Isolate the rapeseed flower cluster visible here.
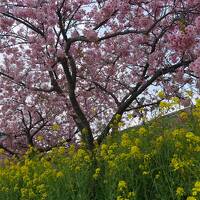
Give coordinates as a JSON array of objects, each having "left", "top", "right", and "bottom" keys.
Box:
[
  {"left": 176, "top": 186, "right": 185, "bottom": 198},
  {"left": 192, "top": 181, "right": 200, "bottom": 196},
  {"left": 0, "top": 99, "right": 200, "bottom": 200}
]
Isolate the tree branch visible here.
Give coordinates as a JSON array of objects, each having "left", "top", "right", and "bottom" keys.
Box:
[
  {"left": 97, "top": 60, "right": 192, "bottom": 144},
  {"left": 1, "top": 12, "right": 44, "bottom": 36}
]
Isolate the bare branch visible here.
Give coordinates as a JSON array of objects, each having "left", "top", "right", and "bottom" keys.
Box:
[{"left": 1, "top": 12, "right": 44, "bottom": 36}]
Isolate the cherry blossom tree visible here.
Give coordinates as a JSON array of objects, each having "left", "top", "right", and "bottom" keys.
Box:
[{"left": 0, "top": 0, "right": 200, "bottom": 154}]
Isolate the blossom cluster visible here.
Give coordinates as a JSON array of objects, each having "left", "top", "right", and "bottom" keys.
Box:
[{"left": 0, "top": 100, "right": 200, "bottom": 200}]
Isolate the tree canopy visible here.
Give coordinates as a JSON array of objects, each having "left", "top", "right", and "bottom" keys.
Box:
[{"left": 0, "top": 0, "right": 200, "bottom": 154}]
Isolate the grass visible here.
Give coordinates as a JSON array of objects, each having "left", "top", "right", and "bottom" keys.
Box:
[{"left": 0, "top": 103, "right": 200, "bottom": 200}]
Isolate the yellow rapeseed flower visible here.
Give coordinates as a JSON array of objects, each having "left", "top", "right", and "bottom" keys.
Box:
[
  {"left": 121, "top": 133, "right": 132, "bottom": 147},
  {"left": 118, "top": 122, "right": 125, "bottom": 127},
  {"left": 118, "top": 153, "right": 130, "bottom": 161},
  {"left": 21, "top": 188, "right": 29, "bottom": 199},
  {"left": 155, "top": 135, "right": 163, "bottom": 146},
  {"left": 138, "top": 127, "right": 148, "bottom": 136},
  {"left": 128, "top": 191, "right": 136, "bottom": 198},
  {"left": 186, "top": 196, "right": 196, "bottom": 200},
  {"left": 84, "top": 155, "right": 90, "bottom": 162},
  {"left": 116, "top": 196, "right": 123, "bottom": 200},
  {"left": 41, "top": 193, "right": 48, "bottom": 200},
  {"left": 100, "top": 145, "right": 108, "bottom": 159},
  {"left": 185, "top": 132, "right": 199, "bottom": 143},
  {"left": 76, "top": 149, "right": 86, "bottom": 159},
  {"left": 176, "top": 187, "right": 184, "bottom": 197},
  {"left": 170, "top": 155, "right": 184, "bottom": 171},
  {"left": 192, "top": 181, "right": 200, "bottom": 196},
  {"left": 130, "top": 146, "right": 141, "bottom": 158},
  {"left": 192, "top": 109, "right": 200, "bottom": 119},
  {"left": 171, "top": 129, "right": 185, "bottom": 138},
  {"left": 159, "top": 101, "right": 172, "bottom": 109},
  {"left": 0, "top": 148, "right": 4, "bottom": 154},
  {"left": 115, "top": 114, "right": 121, "bottom": 120},
  {"left": 142, "top": 171, "right": 150, "bottom": 176},
  {"left": 93, "top": 168, "right": 101, "bottom": 179},
  {"left": 29, "top": 190, "right": 36, "bottom": 199},
  {"left": 175, "top": 141, "right": 183, "bottom": 150},
  {"left": 108, "top": 161, "right": 117, "bottom": 170},
  {"left": 194, "top": 146, "right": 200, "bottom": 152},
  {"left": 171, "top": 97, "right": 180, "bottom": 105},
  {"left": 51, "top": 123, "right": 61, "bottom": 131},
  {"left": 118, "top": 180, "right": 127, "bottom": 192},
  {"left": 157, "top": 90, "right": 165, "bottom": 99},
  {"left": 109, "top": 143, "right": 118, "bottom": 150},
  {"left": 68, "top": 144, "right": 75, "bottom": 156},
  {"left": 58, "top": 146, "right": 66, "bottom": 154},
  {"left": 75, "top": 166, "right": 80, "bottom": 172},
  {"left": 127, "top": 113, "right": 133, "bottom": 119},
  {"left": 155, "top": 173, "right": 160, "bottom": 179},
  {"left": 179, "top": 111, "right": 188, "bottom": 121},
  {"left": 195, "top": 99, "right": 200, "bottom": 108},
  {"left": 36, "top": 184, "right": 46, "bottom": 193},
  {"left": 56, "top": 171, "right": 64, "bottom": 178}
]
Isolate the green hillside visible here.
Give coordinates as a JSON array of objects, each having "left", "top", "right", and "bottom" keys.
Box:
[{"left": 0, "top": 104, "right": 200, "bottom": 200}]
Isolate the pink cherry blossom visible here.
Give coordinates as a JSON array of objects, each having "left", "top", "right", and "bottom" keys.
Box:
[{"left": 0, "top": 0, "right": 199, "bottom": 154}]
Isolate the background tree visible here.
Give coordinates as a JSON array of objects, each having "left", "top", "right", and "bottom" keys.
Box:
[{"left": 0, "top": 0, "right": 200, "bottom": 154}]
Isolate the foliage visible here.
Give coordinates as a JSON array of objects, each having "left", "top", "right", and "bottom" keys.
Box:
[{"left": 0, "top": 102, "right": 200, "bottom": 200}]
